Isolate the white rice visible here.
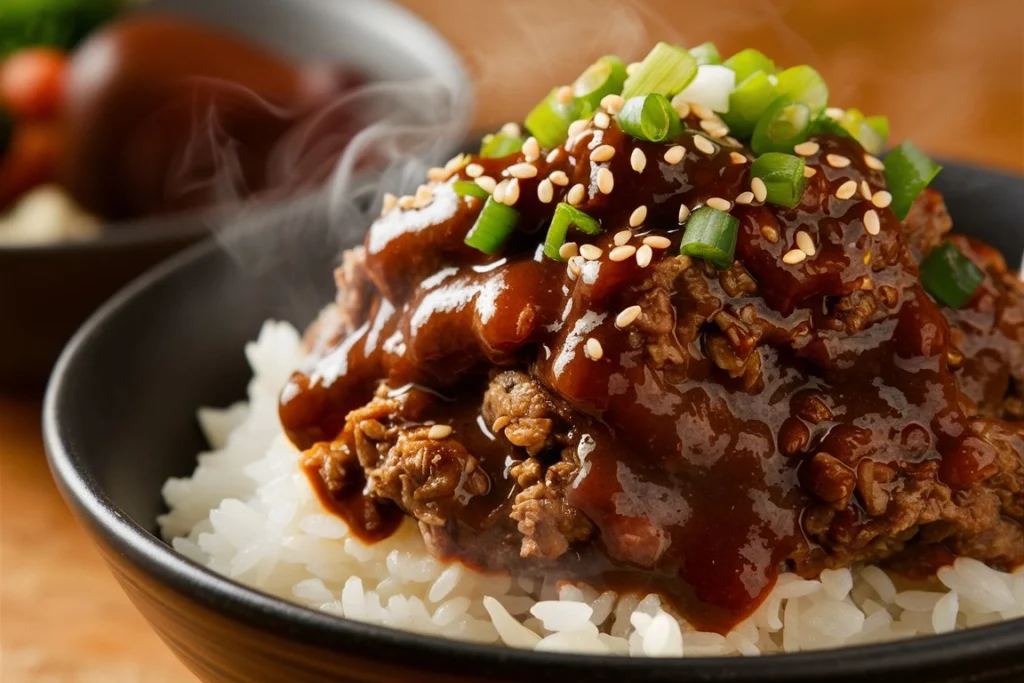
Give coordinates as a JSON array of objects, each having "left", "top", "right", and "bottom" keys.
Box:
[{"left": 159, "top": 321, "right": 1024, "bottom": 656}]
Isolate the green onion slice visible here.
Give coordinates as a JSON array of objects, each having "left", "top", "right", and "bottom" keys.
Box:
[
  {"left": 452, "top": 180, "right": 490, "bottom": 199},
  {"left": 920, "top": 242, "right": 985, "bottom": 309},
  {"left": 465, "top": 197, "right": 519, "bottom": 254},
  {"left": 751, "top": 96, "right": 812, "bottom": 155},
  {"left": 884, "top": 140, "right": 943, "bottom": 219},
  {"left": 480, "top": 132, "right": 524, "bottom": 159},
  {"left": 859, "top": 115, "right": 889, "bottom": 155},
  {"left": 621, "top": 42, "right": 698, "bottom": 99},
  {"left": 525, "top": 88, "right": 581, "bottom": 148},
  {"left": 544, "top": 203, "right": 603, "bottom": 260},
  {"left": 573, "top": 55, "right": 628, "bottom": 110},
  {"left": 617, "top": 94, "right": 681, "bottom": 143},
  {"left": 750, "top": 152, "right": 808, "bottom": 208},
  {"left": 689, "top": 42, "right": 722, "bottom": 66},
  {"left": 679, "top": 206, "right": 739, "bottom": 268},
  {"left": 774, "top": 65, "right": 829, "bottom": 118},
  {"left": 723, "top": 48, "right": 776, "bottom": 84},
  {"left": 721, "top": 71, "right": 777, "bottom": 139}
]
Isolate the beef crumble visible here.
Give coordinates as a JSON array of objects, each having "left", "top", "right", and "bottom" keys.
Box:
[{"left": 282, "top": 119, "right": 1023, "bottom": 633}]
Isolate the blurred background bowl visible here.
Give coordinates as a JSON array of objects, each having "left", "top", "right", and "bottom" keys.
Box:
[
  {"left": 44, "top": 161, "right": 1024, "bottom": 683},
  {"left": 0, "top": 0, "right": 470, "bottom": 391}
]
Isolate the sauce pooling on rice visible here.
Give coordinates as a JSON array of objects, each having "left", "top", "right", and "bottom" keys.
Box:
[{"left": 279, "top": 45, "right": 1024, "bottom": 633}]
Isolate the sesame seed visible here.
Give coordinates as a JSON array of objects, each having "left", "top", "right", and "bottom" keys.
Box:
[
  {"left": 673, "top": 101, "right": 691, "bottom": 119},
  {"left": 444, "top": 153, "right": 469, "bottom": 173},
  {"left": 546, "top": 149, "right": 561, "bottom": 163},
  {"left": 568, "top": 255, "right": 583, "bottom": 276},
  {"left": 504, "top": 178, "right": 520, "bottom": 205},
  {"left": 466, "top": 163, "right": 484, "bottom": 178},
  {"left": 835, "top": 180, "right": 858, "bottom": 200},
  {"left": 783, "top": 249, "right": 807, "bottom": 265},
  {"left": 761, "top": 225, "right": 779, "bottom": 243},
  {"left": 724, "top": 136, "right": 742, "bottom": 147},
  {"left": 500, "top": 122, "right": 521, "bottom": 137},
  {"left": 597, "top": 167, "right": 615, "bottom": 194},
  {"left": 751, "top": 177, "right": 768, "bottom": 203},
  {"left": 381, "top": 192, "right": 397, "bottom": 215},
  {"left": 864, "top": 209, "right": 881, "bottom": 235},
  {"left": 616, "top": 305, "right": 642, "bottom": 328},
  {"left": 706, "top": 197, "right": 732, "bottom": 212},
  {"left": 626, "top": 62, "right": 640, "bottom": 75},
  {"left": 610, "top": 245, "right": 637, "bottom": 261},
  {"left": 475, "top": 175, "right": 497, "bottom": 193},
  {"left": 794, "top": 141, "right": 820, "bottom": 156},
  {"left": 428, "top": 424, "right": 453, "bottom": 439},
  {"left": 643, "top": 235, "right": 671, "bottom": 249},
  {"left": 796, "top": 230, "right": 816, "bottom": 256},
  {"left": 549, "top": 170, "right": 569, "bottom": 186},
  {"left": 427, "top": 166, "right": 447, "bottom": 181},
  {"left": 613, "top": 230, "right": 632, "bottom": 246},
  {"left": 507, "top": 163, "right": 538, "bottom": 179},
  {"left": 629, "top": 205, "right": 648, "bottom": 228},
  {"left": 580, "top": 244, "right": 603, "bottom": 260},
  {"left": 730, "top": 151, "right": 747, "bottom": 165},
  {"left": 678, "top": 204, "right": 691, "bottom": 223},
  {"left": 398, "top": 195, "right": 415, "bottom": 210},
  {"left": 735, "top": 191, "right": 755, "bottom": 205},
  {"left": 585, "top": 337, "right": 604, "bottom": 360},
  {"left": 803, "top": 166, "right": 817, "bottom": 178},
  {"left": 594, "top": 111, "right": 611, "bottom": 130},
  {"left": 690, "top": 102, "right": 715, "bottom": 120},
  {"left": 491, "top": 416, "right": 511, "bottom": 432},
  {"left": 864, "top": 154, "right": 885, "bottom": 171},
  {"left": 591, "top": 144, "right": 616, "bottom": 162},
  {"left": 537, "top": 178, "right": 554, "bottom": 204},
  {"left": 631, "top": 148, "right": 647, "bottom": 173},
  {"left": 601, "top": 94, "right": 625, "bottom": 113},
  {"left": 522, "top": 137, "right": 540, "bottom": 161},
  {"left": 567, "top": 119, "right": 589, "bottom": 137},
  {"left": 872, "top": 190, "right": 893, "bottom": 208},
  {"left": 699, "top": 119, "right": 729, "bottom": 137},
  {"left": 826, "top": 154, "right": 851, "bottom": 168},
  {"left": 825, "top": 107, "right": 844, "bottom": 120},
  {"left": 414, "top": 185, "right": 433, "bottom": 207},
  {"left": 693, "top": 135, "right": 716, "bottom": 156},
  {"left": 636, "top": 244, "right": 653, "bottom": 268},
  {"left": 493, "top": 179, "right": 508, "bottom": 203},
  {"left": 568, "top": 183, "right": 585, "bottom": 205},
  {"left": 556, "top": 86, "right": 574, "bottom": 104},
  {"left": 664, "top": 145, "right": 686, "bottom": 164},
  {"left": 558, "top": 242, "right": 578, "bottom": 260},
  {"left": 860, "top": 180, "right": 872, "bottom": 200}
]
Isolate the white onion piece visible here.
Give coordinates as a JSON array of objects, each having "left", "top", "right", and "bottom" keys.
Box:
[{"left": 672, "top": 65, "right": 735, "bottom": 114}]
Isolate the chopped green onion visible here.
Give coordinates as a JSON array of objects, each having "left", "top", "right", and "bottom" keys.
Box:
[
  {"left": 884, "top": 140, "right": 943, "bottom": 219},
  {"left": 621, "top": 42, "right": 698, "bottom": 99},
  {"left": 865, "top": 115, "right": 889, "bottom": 140},
  {"left": 525, "top": 88, "right": 581, "bottom": 148},
  {"left": 721, "top": 71, "right": 777, "bottom": 138},
  {"left": 860, "top": 115, "right": 889, "bottom": 155},
  {"left": 452, "top": 180, "right": 489, "bottom": 199},
  {"left": 750, "top": 153, "right": 808, "bottom": 208},
  {"left": 723, "top": 48, "right": 776, "bottom": 84},
  {"left": 810, "top": 114, "right": 851, "bottom": 139},
  {"left": 774, "top": 65, "right": 829, "bottom": 118},
  {"left": 573, "top": 56, "right": 628, "bottom": 110},
  {"left": 617, "top": 94, "right": 681, "bottom": 143},
  {"left": 689, "top": 42, "right": 722, "bottom": 66},
  {"left": 679, "top": 206, "right": 739, "bottom": 269},
  {"left": 480, "top": 132, "right": 524, "bottom": 159},
  {"left": 920, "top": 242, "right": 985, "bottom": 309},
  {"left": 751, "top": 96, "right": 812, "bottom": 155},
  {"left": 544, "top": 203, "right": 602, "bottom": 260},
  {"left": 465, "top": 197, "right": 519, "bottom": 254}
]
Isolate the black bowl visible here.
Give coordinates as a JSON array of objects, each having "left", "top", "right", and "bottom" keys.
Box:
[
  {"left": 45, "top": 163, "right": 1024, "bottom": 683},
  {"left": 0, "top": 0, "right": 470, "bottom": 391}
]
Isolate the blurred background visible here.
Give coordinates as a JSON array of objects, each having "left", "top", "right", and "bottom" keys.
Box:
[{"left": 1, "top": 0, "right": 1020, "bottom": 680}]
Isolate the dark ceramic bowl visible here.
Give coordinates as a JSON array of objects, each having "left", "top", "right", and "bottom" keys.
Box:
[
  {"left": 0, "top": 0, "right": 470, "bottom": 391},
  {"left": 45, "top": 164, "right": 1024, "bottom": 683}
]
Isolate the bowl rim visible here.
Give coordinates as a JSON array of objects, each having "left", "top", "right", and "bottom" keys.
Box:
[{"left": 43, "top": 161, "right": 1024, "bottom": 680}]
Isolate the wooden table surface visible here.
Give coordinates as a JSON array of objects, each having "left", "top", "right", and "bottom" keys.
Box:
[{"left": 1, "top": 1, "right": 1021, "bottom": 681}]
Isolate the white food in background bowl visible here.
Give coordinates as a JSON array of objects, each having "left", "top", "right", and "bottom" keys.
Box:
[{"left": 0, "top": 184, "right": 101, "bottom": 245}]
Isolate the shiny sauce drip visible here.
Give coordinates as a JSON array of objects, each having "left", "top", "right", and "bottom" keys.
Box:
[{"left": 280, "top": 123, "right": 1011, "bottom": 632}]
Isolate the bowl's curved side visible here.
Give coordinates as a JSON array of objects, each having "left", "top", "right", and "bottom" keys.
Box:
[{"left": 44, "top": 163, "right": 1024, "bottom": 683}]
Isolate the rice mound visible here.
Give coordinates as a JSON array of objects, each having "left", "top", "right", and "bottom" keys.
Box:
[{"left": 159, "top": 321, "right": 1024, "bottom": 657}]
